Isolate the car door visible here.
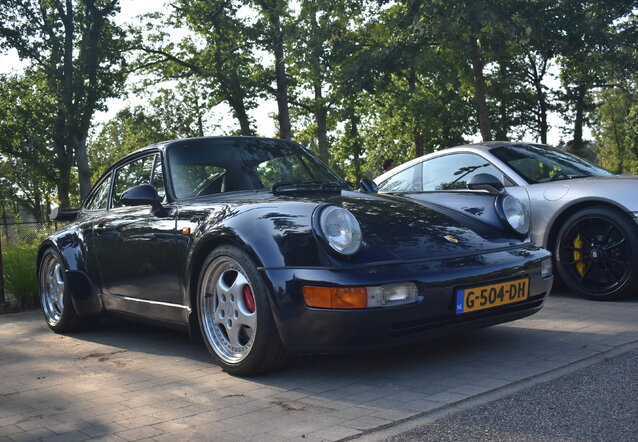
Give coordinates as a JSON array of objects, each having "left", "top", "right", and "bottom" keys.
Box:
[
  {"left": 418, "top": 151, "right": 532, "bottom": 229},
  {"left": 91, "top": 153, "right": 183, "bottom": 308},
  {"left": 76, "top": 171, "right": 114, "bottom": 292}
]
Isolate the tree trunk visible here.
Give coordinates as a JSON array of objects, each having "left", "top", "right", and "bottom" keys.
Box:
[
  {"left": 228, "top": 95, "right": 253, "bottom": 135},
  {"left": 54, "top": 0, "right": 74, "bottom": 208},
  {"left": 54, "top": 139, "right": 72, "bottom": 209},
  {"left": 210, "top": 14, "right": 253, "bottom": 136},
  {"left": 495, "top": 63, "right": 508, "bottom": 141},
  {"left": 413, "top": 129, "right": 425, "bottom": 157},
  {"left": 349, "top": 104, "right": 362, "bottom": 182},
  {"left": 308, "top": 6, "right": 328, "bottom": 162},
  {"left": 573, "top": 84, "right": 587, "bottom": 153},
  {"left": 268, "top": 5, "right": 292, "bottom": 140},
  {"left": 196, "top": 96, "right": 205, "bottom": 137},
  {"left": 467, "top": 30, "right": 492, "bottom": 141},
  {"left": 33, "top": 179, "right": 42, "bottom": 222},
  {"left": 528, "top": 54, "right": 548, "bottom": 144},
  {"left": 408, "top": 72, "right": 425, "bottom": 156},
  {"left": 74, "top": 133, "right": 92, "bottom": 200},
  {"left": 0, "top": 228, "right": 4, "bottom": 306},
  {"left": 314, "top": 82, "right": 329, "bottom": 163}
]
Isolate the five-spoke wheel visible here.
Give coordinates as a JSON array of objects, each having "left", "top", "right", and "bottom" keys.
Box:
[
  {"left": 556, "top": 206, "right": 638, "bottom": 300},
  {"left": 197, "top": 245, "right": 288, "bottom": 375}
]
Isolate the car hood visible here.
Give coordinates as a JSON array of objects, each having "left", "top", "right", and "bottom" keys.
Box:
[
  {"left": 182, "top": 190, "right": 526, "bottom": 268},
  {"left": 528, "top": 175, "right": 638, "bottom": 212}
]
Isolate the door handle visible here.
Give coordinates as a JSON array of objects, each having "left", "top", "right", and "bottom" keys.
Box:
[{"left": 94, "top": 223, "right": 106, "bottom": 235}]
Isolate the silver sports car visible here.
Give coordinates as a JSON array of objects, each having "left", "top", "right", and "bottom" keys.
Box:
[{"left": 374, "top": 142, "right": 638, "bottom": 301}]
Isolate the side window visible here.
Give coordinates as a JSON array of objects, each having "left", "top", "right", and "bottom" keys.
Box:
[
  {"left": 112, "top": 155, "right": 155, "bottom": 208},
  {"left": 422, "top": 153, "right": 503, "bottom": 191},
  {"left": 151, "top": 155, "right": 166, "bottom": 201},
  {"left": 378, "top": 165, "right": 420, "bottom": 192},
  {"left": 85, "top": 174, "right": 112, "bottom": 211}
]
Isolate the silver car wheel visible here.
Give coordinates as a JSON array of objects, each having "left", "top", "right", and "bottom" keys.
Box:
[
  {"left": 40, "top": 253, "right": 65, "bottom": 326},
  {"left": 199, "top": 256, "right": 258, "bottom": 364}
]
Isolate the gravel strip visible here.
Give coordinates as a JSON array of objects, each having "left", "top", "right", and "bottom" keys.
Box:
[{"left": 384, "top": 349, "right": 638, "bottom": 441}]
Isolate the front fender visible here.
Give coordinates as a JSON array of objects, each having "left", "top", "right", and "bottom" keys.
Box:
[
  {"left": 180, "top": 203, "right": 321, "bottom": 316},
  {"left": 37, "top": 228, "right": 103, "bottom": 316}
]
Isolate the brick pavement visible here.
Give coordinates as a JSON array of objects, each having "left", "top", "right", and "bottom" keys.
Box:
[{"left": 0, "top": 291, "right": 636, "bottom": 442}]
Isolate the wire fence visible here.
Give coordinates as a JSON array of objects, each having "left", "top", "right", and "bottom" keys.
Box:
[
  {"left": 0, "top": 221, "right": 66, "bottom": 310},
  {"left": 0, "top": 221, "right": 62, "bottom": 246}
]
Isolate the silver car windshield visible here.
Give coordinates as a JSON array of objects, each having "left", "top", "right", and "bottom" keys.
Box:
[{"left": 490, "top": 144, "right": 611, "bottom": 184}]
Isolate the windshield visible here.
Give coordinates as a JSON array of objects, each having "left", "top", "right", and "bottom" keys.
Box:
[
  {"left": 490, "top": 144, "right": 611, "bottom": 184},
  {"left": 166, "top": 138, "right": 344, "bottom": 199}
]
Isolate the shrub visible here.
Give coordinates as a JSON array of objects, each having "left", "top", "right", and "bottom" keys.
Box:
[{"left": 2, "top": 243, "right": 39, "bottom": 310}]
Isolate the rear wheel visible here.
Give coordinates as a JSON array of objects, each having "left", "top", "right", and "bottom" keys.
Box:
[
  {"left": 555, "top": 206, "right": 638, "bottom": 300},
  {"left": 197, "top": 245, "right": 288, "bottom": 375},
  {"left": 38, "top": 248, "right": 85, "bottom": 332}
]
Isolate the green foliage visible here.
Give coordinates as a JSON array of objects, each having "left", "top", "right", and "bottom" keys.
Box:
[
  {"left": 0, "top": 0, "right": 128, "bottom": 207},
  {"left": 1, "top": 0, "right": 638, "bottom": 212},
  {"left": 594, "top": 84, "right": 638, "bottom": 174},
  {"left": 2, "top": 243, "right": 39, "bottom": 310},
  {"left": 0, "top": 72, "right": 58, "bottom": 220}
]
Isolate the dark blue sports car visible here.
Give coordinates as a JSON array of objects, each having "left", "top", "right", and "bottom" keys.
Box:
[{"left": 38, "top": 137, "right": 553, "bottom": 375}]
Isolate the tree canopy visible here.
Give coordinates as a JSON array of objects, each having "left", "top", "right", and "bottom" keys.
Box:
[{"left": 0, "top": 0, "right": 637, "bottom": 217}]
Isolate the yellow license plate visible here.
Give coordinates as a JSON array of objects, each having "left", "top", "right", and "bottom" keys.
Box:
[{"left": 456, "top": 278, "right": 529, "bottom": 314}]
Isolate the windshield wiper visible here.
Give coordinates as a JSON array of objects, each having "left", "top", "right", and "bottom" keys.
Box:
[{"left": 271, "top": 180, "right": 347, "bottom": 194}]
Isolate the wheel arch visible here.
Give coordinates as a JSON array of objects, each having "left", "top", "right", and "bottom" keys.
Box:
[
  {"left": 186, "top": 232, "right": 267, "bottom": 327},
  {"left": 544, "top": 199, "right": 637, "bottom": 252},
  {"left": 37, "top": 239, "right": 102, "bottom": 316}
]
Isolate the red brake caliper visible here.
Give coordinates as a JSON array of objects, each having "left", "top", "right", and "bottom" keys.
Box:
[{"left": 243, "top": 285, "right": 256, "bottom": 313}]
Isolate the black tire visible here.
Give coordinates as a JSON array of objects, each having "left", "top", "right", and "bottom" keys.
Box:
[
  {"left": 196, "top": 245, "right": 289, "bottom": 375},
  {"left": 38, "top": 248, "right": 86, "bottom": 332},
  {"left": 555, "top": 206, "right": 638, "bottom": 301}
]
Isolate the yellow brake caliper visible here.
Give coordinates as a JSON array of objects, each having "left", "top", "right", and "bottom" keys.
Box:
[{"left": 573, "top": 234, "right": 586, "bottom": 276}]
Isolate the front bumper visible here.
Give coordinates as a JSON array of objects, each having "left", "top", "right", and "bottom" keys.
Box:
[{"left": 261, "top": 246, "right": 553, "bottom": 353}]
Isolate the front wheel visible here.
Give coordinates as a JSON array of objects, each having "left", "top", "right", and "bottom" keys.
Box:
[
  {"left": 555, "top": 206, "right": 638, "bottom": 300},
  {"left": 197, "top": 245, "right": 289, "bottom": 375}
]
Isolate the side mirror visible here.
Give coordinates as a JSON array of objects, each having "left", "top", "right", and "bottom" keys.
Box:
[
  {"left": 467, "top": 173, "right": 504, "bottom": 194},
  {"left": 360, "top": 178, "right": 378, "bottom": 193},
  {"left": 121, "top": 184, "right": 162, "bottom": 209},
  {"left": 50, "top": 207, "right": 79, "bottom": 221}
]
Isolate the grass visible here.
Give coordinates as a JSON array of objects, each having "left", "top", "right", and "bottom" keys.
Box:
[{"left": 2, "top": 243, "right": 39, "bottom": 310}]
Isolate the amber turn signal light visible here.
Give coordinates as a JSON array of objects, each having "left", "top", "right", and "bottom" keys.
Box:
[{"left": 302, "top": 286, "right": 368, "bottom": 309}]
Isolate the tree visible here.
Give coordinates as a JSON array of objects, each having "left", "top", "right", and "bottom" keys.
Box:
[
  {"left": 135, "top": 1, "right": 264, "bottom": 136},
  {"left": 0, "top": 0, "right": 127, "bottom": 206},
  {"left": 89, "top": 87, "right": 216, "bottom": 179},
  {"left": 419, "top": 0, "right": 499, "bottom": 142},
  {"left": 0, "top": 72, "right": 58, "bottom": 220},
  {"left": 594, "top": 82, "right": 638, "bottom": 174},
  {"left": 556, "top": 0, "right": 638, "bottom": 153},
  {"left": 251, "top": 0, "right": 293, "bottom": 140}
]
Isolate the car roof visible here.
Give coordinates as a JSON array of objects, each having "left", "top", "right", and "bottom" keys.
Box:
[
  {"left": 97, "top": 136, "right": 296, "bottom": 183},
  {"left": 373, "top": 141, "right": 547, "bottom": 184},
  {"left": 128, "top": 136, "right": 289, "bottom": 156}
]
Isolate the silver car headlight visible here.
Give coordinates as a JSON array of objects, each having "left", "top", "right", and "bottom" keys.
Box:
[
  {"left": 497, "top": 194, "right": 530, "bottom": 237},
  {"left": 315, "top": 205, "right": 362, "bottom": 255}
]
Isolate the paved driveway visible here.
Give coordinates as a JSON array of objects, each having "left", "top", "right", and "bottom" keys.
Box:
[{"left": 1, "top": 292, "right": 637, "bottom": 442}]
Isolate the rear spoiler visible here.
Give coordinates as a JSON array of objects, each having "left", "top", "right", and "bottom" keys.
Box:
[{"left": 50, "top": 207, "right": 79, "bottom": 222}]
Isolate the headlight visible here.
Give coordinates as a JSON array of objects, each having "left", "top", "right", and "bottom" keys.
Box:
[
  {"left": 497, "top": 194, "right": 530, "bottom": 237},
  {"left": 315, "top": 205, "right": 362, "bottom": 255}
]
